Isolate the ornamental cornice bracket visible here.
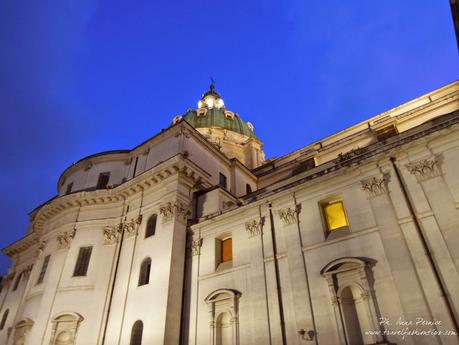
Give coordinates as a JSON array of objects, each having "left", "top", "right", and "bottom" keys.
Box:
[
  {"left": 406, "top": 156, "right": 442, "bottom": 181},
  {"left": 56, "top": 228, "right": 76, "bottom": 250},
  {"left": 278, "top": 207, "right": 297, "bottom": 226},
  {"left": 360, "top": 173, "right": 389, "bottom": 197},
  {"left": 123, "top": 214, "right": 143, "bottom": 238},
  {"left": 245, "top": 218, "right": 263, "bottom": 238},
  {"left": 103, "top": 225, "right": 121, "bottom": 245},
  {"left": 191, "top": 238, "right": 203, "bottom": 256},
  {"left": 174, "top": 127, "right": 191, "bottom": 138},
  {"left": 22, "top": 264, "right": 34, "bottom": 280},
  {"left": 160, "top": 201, "right": 191, "bottom": 223},
  {"left": 36, "top": 240, "right": 46, "bottom": 257}
]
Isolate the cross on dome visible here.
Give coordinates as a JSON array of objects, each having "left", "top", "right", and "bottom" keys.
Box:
[{"left": 198, "top": 81, "right": 225, "bottom": 109}]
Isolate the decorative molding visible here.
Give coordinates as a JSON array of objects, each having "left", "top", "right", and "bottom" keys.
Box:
[
  {"left": 360, "top": 290, "right": 371, "bottom": 301},
  {"left": 123, "top": 215, "right": 143, "bottom": 238},
  {"left": 83, "top": 162, "right": 93, "bottom": 171},
  {"left": 36, "top": 240, "right": 46, "bottom": 257},
  {"left": 360, "top": 176, "right": 387, "bottom": 197},
  {"left": 103, "top": 215, "right": 142, "bottom": 243},
  {"left": 245, "top": 219, "right": 263, "bottom": 238},
  {"left": 22, "top": 264, "right": 33, "bottom": 280},
  {"left": 56, "top": 228, "right": 76, "bottom": 250},
  {"left": 191, "top": 238, "right": 203, "bottom": 256},
  {"left": 160, "top": 201, "right": 190, "bottom": 223},
  {"left": 174, "top": 127, "right": 191, "bottom": 138},
  {"left": 103, "top": 225, "right": 121, "bottom": 245},
  {"left": 278, "top": 207, "right": 297, "bottom": 226},
  {"left": 406, "top": 157, "right": 441, "bottom": 181},
  {"left": 16, "top": 115, "right": 456, "bottom": 258},
  {"left": 331, "top": 296, "right": 339, "bottom": 306},
  {"left": 337, "top": 147, "right": 368, "bottom": 163}
]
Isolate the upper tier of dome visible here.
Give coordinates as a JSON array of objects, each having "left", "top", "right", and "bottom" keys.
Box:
[{"left": 173, "top": 83, "right": 259, "bottom": 140}]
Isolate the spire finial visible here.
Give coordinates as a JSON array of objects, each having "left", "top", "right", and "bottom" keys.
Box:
[{"left": 209, "top": 77, "right": 216, "bottom": 91}]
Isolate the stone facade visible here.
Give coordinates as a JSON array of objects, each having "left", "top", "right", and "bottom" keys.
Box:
[{"left": 1, "top": 82, "right": 459, "bottom": 345}]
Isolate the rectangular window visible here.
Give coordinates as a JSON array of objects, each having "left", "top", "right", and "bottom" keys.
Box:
[
  {"left": 36, "top": 255, "right": 51, "bottom": 285},
  {"left": 322, "top": 199, "right": 349, "bottom": 232},
  {"left": 221, "top": 238, "right": 232, "bottom": 263},
  {"left": 96, "top": 172, "right": 110, "bottom": 189},
  {"left": 73, "top": 247, "right": 93, "bottom": 277},
  {"left": 219, "top": 173, "right": 227, "bottom": 189},
  {"left": 66, "top": 182, "right": 73, "bottom": 195}
]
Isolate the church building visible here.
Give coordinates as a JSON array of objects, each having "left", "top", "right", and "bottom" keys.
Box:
[{"left": 1, "top": 81, "right": 459, "bottom": 345}]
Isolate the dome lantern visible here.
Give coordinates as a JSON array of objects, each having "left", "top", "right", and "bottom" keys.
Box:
[{"left": 172, "top": 83, "right": 266, "bottom": 168}]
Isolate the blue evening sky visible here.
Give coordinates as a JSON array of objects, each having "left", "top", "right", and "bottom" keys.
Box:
[{"left": 0, "top": 0, "right": 457, "bottom": 274}]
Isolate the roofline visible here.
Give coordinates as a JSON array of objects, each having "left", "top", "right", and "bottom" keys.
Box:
[
  {"left": 254, "top": 79, "right": 459, "bottom": 172},
  {"left": 48, "top": 119, "right": 244, "bottom": 216},
  {"left": 193, "top": 110, "right": 459, "bottom": 229}
]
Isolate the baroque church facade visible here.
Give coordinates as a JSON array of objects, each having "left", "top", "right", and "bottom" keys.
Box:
[{"left": 1, "top": 81, "right": 459, "bottom": 345}]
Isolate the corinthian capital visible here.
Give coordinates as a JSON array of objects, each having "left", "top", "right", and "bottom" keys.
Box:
[
  {"left": 160, "top": 201, "right": 190, "bottom": 223},
  {"left": 278, "top": 207, "right": 297, "bottom": 226},
  {"left": 245, "top": 219, "right": 263, "bottom": 238},
  {"left": 360, "top": 175, "right": 387, "bottom": 197},
  {"left": 56, "top": 228, "right": 76, "bottom": 250},
  {"left": 406, "top": 157, "right": 442, "bottom": 181}
]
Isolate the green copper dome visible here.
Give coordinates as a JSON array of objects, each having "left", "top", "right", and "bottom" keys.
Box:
[
  {"left": 178, "top": 83, "right": 259, "bottom": 140},
  {"left": 182, "top": 108, "right": 258, "bottom": 139}
]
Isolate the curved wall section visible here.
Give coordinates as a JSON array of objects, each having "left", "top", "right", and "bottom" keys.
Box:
[{"left": 59, "top": 157, "right": 130, "bottom": 196}]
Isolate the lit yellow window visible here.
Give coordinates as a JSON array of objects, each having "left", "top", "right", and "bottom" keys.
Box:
[
  {"left": 221, "top": 238, "right": 232, "bottom": 263},
  {"left": 323, "top": 201, "right": 348, "bottom": 231}
]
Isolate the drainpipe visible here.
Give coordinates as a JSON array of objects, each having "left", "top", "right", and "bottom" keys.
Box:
[
  {"left": 101, "top": 198, "right": 128, "bottom": 345},
  {"left": 390, "top": 157, "right": 459, "bottom": 333},
  {"left": 292, "top": 193, "right": 318, "bottom": 345},
  {"left": 268, "top": 203, "right": 288, "bottom": 345}
]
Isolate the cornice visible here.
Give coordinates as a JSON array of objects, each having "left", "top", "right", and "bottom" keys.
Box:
[
  {"left": 57, "top": 121, "right": 235, "bottom": 191},
  {"left": 2, "top": 232, "right": 38, "bottom": 257},
  {"left": 255, "top": 81, "right": 459, "bottom": 176},
  {"left": 3, "top": 154, "right": 208, "bottom": 256},
  {"left": 192, "top": 111, "right": 459, "bottom": 230}
]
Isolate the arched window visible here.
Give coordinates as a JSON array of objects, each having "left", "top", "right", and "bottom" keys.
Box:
[
  {"left": 138, "top": 258, "right": 151, "bottom": 286},
  {"left": 0, "top": 309, "right": 9, "bottom": 330},
  {"left": 130, "top": 320, "right": 143, "bottom": 345},
  {"left": 13, "top": 318, "right": 34, "bottom": 345},
  {"left": 321, "top": 257, "right": 384, "bottom": 345},
  {"left": 49, "top": 313, "right": 83, "bottom": 345},
  {"left": 246, "top": 184, "right": 252, "bottom": 194},
  {"left": 12, "top": 272, "right": 23, "bottom": 291},
  {"left": 205, "top": 289, "right": 241, "bottom": 345},
  {"left": 145, "top": 214, "right": 157, "bottom": 238}
]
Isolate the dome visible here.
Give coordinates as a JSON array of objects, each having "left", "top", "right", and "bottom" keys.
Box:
[
  {"left": 182, "top": 108, "right": 258, "bottom": 140},
  {"left": 176, "top": 83, "right": 259, "bottom": 140}
]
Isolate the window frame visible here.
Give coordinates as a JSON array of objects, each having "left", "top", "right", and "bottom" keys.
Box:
[
  {"left": 221, "top": 238, "right": 232, "bottom": 263},
  {"left": 0, "top": 309, "right": 9, "bottom": 330},
  {"left": 73, "top": 246, "right": 93, "bottom": 277},
  {"left": 216, "top": 235, "right": 233, "bottom": 271},
  {"left": 320, "top": 197, "right": 350, "bottom": 239},
  {"left": 130, "top": 320, "right": 143, "bottom": 345},
  {"left": 219, "top": 173, "right": 227, "bottom": 189},
  {"left": 96, "top": 172, "right": 111, "bottom": 189},
  {"left": 138, "top": 258, "right": 151, "bottom": 287},
  {"left": 36, "top": 255, "right": 51, "bottom": 285},
  {"left": 145, "top": 214, "right": 157, "bottom": 238},
  {"left": 65, "top": 182, "right": 73, "bottom": 195}
]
